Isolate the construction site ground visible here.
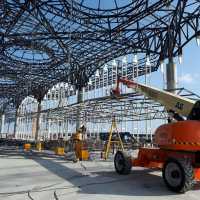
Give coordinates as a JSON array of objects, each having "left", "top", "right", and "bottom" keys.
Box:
[{"left": 0, "top": 146, "right": 200, "bottom": 200}]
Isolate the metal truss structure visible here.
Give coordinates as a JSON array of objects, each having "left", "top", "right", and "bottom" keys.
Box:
[
  {"left": 2, "top": 86, "right": 196, "bottom": 140},
  {"left": 16, "top": 87, "right": 200, "bottom": 122},
  {"left": 0, "top": 0, "right": 200, "bottom": 113}
]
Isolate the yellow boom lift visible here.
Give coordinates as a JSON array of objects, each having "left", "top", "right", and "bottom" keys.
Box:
[{"left": 112, "top": 76, "right": 200, "bottom": 193}]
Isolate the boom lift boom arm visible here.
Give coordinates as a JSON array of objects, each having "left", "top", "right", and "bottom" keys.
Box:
[
  {"left": 113, "top": 77, "right": 200, "bottom": 193},
  {"left": 112, "top": 77, "right": 200, "bottom": 120}
]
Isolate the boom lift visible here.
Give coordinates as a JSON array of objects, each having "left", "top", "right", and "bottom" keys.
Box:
[{"left": 112, "top": 76, "right": 200, "bottom": 193}]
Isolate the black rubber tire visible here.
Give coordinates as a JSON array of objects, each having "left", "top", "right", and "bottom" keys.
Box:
[
  {"left": 162, "top": 158, "right": 194, "bottom": 193},
  {"left": 114, "top": 151, "right": 132, "bottom": 175}
]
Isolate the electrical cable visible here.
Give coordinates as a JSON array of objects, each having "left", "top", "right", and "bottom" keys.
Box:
[
  {"left": 54, "top": 190, "right": 59, "bottom": 200},
  {"left": 27, "top": 191, "right": 34, "bottom": 200}
]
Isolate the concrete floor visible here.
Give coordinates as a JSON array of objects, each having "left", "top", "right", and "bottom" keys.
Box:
[{"left": 0, "top": 147, "right": 200, "bottom": 200}]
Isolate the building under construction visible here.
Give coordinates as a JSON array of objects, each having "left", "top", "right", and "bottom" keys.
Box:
[{"left": 0, "top": 1, "right": 200, "bottom": 199}]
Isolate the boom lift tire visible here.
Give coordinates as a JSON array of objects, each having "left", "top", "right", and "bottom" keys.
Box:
[
  {"left": 112, "top": 77, "right": 200, "bottom": 192},
  {"left": 114, "top": 151, "right": 132, "bottom": 175},
  {"left": 162, "top": 158, "right": 194, "bottom": 193}
]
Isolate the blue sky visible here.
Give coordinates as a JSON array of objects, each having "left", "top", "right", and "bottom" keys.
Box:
[
  {"left": 92, "top": 0, "right": 200, "bottom": 95},
  {"left": 149, "top": 38, "right": 200, "bottom": 95},
  {"left": 176, "top": 39, "right": 200, "bottom": 95},
  {"left": 77, "top": 0, "right": 132, "bottom": 9}
]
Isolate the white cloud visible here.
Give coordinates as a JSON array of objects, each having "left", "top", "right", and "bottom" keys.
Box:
[{"left": 178, "top": 73, "right": 199, "bottom": 84}]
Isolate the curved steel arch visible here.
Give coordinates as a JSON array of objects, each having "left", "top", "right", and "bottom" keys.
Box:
[{"left": 0, "top": 0, "right": 199, "bottom": 111}]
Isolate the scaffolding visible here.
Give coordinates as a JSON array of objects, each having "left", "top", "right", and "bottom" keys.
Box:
[{"left": 2, "top": 64, "right": 200, "bottom": 141}]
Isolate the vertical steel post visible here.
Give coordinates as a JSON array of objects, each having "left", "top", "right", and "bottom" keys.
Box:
[
  {"left": 166, "top": 57, "right": 177, "bottom": 93},
  {"left": 0, "top": 114, "right": 5, "bottom": 136},
  {"left": 13, "top": 108, "right": 18, "bottom": 139},
  {"left": 76, "top": 88, "right": 83, "bottom": 131},
  {"left": 35, "top": 100, "right": 42, "bottom": 141}
]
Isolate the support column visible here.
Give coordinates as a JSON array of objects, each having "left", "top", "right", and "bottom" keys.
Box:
[
  {"left": 48, "top": 119, "right": 51, "bottom": 140},
  {"left": 166, "top": 57, "right": 177, "bottom": 93},
  {"left": 1, "top": 114, "right": 5, "bottom": 136},
  {"left": 76, "top": 88, "right": 83, "bottom": 131},
  {"left": 13, "top": 108, "right": 18, "bottom": 139},
  {"left": 35, "top": 100, "right": 42, "bottom": 141}
]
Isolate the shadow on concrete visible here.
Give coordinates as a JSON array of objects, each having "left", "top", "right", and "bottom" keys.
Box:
[
  {"left": 1, "top": 147, "right": 200, "bottom": 197},
  {"left": 28, "top": 152, "right": 176, "bottom": 196},
  {"left": 0, "top": 147, "right": 28, "bottom": 159}
]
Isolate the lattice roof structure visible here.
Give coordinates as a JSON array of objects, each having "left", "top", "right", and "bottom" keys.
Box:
[
  {"left": 13, "top": 87, "right": 199, "bottom": 124},
  {"left": 0, "top": 0, "right": 200, "bottom": 112}
]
